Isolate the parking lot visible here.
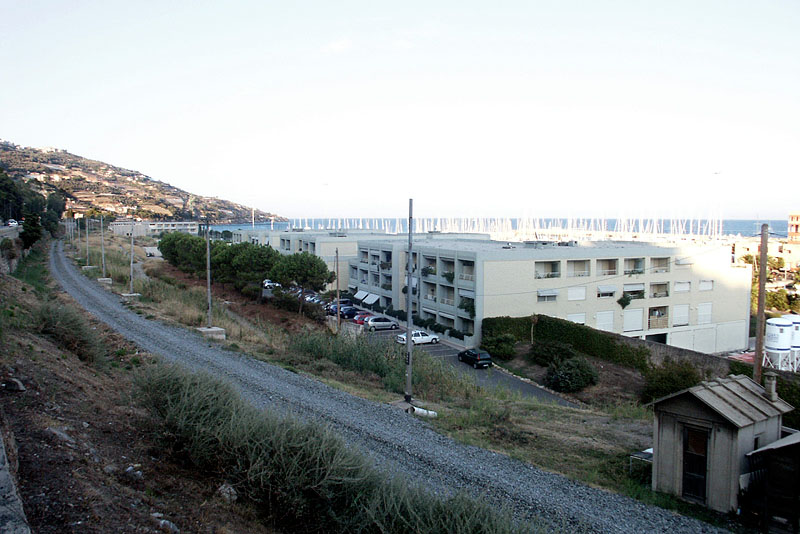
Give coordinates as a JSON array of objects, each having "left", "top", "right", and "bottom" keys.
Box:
[{"left": 366, "top": 319, "right": 574, "bottom": 407}]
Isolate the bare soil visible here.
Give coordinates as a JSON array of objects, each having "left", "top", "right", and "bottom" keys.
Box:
[
  {"left": 0, "top": 270, "right": 276, "bottom": 533},
  {"left": 503, "top": 343, "right": 646, "bottom": 406}
]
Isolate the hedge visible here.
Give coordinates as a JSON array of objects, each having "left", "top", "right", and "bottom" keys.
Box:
[{"left": 482, "top": 315, "right": 650, "bottom": 372}]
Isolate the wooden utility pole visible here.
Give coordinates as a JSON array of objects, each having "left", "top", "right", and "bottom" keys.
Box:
[
  {"left": 100, "top": 215, "right": 107, "bottom": 278},
  {"left": 754, "top": 223, "right": 769, "bottom": 384},
  {"left": 129, "top": 226, "right": 135, "bottom": 294}
]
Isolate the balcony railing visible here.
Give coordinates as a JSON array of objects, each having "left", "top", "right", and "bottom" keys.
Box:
[
  {"left": 649, "top": 316, "right": 669, "bottom": 329},
  {"left": 423, "top": 294, "right": 437, "bottom": 302},
  {"left": 651, "top": 291, "right": 669, "bottom": 298},
  {"left": 599, "top": 269, "right": 617, "bottom": 276},
  {"left": 441, "top": 297, "right": 455, "bottom": 306},
  {"left": 652, "top": 267, "right": 669, "bottom": 273},
  {"left": 624, "top": 268, "right": 644, "bottom": 275},
  {"left": 459, "top": 272, "right": 475, "bottom": 281},
  {"left": 569, "top": 271, "right": 590, "bottom": 277},
  {"left": 535, "top": 272, "right": 561, "bottom": 279}
]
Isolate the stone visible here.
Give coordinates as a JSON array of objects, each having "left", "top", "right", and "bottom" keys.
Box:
[
  {"left": 124, "top": 465, "right": 143, "bottom": 481},
  {"left": 196, "top": 326, "right": 226, "bottom": 340},
  {"left": 44, "top": 427, "right": 76, "bottom": 446},
  {"left": 103, "top": 464, "right": 118, "bottom": 475},
  {"left": 2, "top": 378, "right": 26, "bottom": 392},
  {"left": 217, "top": 482, "right": 237, "bottom": 503},
  {"left": 156, "top": 519, "right": 180, "bottom": 533}
]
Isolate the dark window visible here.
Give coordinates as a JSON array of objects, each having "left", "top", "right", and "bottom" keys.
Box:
[{"left": 682, "top": 427, "right": 709, "bottom": 503}]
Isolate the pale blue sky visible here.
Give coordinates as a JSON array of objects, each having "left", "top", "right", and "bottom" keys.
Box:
[{"left": 1, "top": 1, "right": 798, "bottom": 219}]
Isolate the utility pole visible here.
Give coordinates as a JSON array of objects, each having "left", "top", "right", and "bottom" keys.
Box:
[
  {"left": 129, "top": 225, "right": 135, "bottom": 294},
  {"left": 100, "top": 214, "right": 107, "bottom": 278},
  {"left": 405, "top": 199, "right": 414, "bottom": 404},
  {"left": 335, "top": 247, "right": 341, "bottom": 333},
  {"left": 85, "top": 217, "right": 90, "bottom": 266},
  {"left": 754, "top": 223, "right": 769, "bottom": 384},
  {"left": 206, "top": 218, "right": 212, "bottom": 328}
]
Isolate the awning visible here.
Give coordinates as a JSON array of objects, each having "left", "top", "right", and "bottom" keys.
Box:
[
  {"left": 422, "top": 307, "right": 437, "bottom": 314},
  {"left": 354, "top": 290, "right": 368, "bottom": 301},
  {"left": 439, "top": 312, "right": 455, "bottom": 320},
  {"left": 623, "top": 283, "right": 645, "bottom": 291},
  {"left": 459, "top": 289, "right": 475, "bottom": 298},
  {"left": 597, "top": 285, "right": 617, "bottom": 293},
  {"left": 537, "top": 289, "right": 559, "bottom": 297},
  {"left": 363, "top": 293, "right": 380, "bottom": 305}
]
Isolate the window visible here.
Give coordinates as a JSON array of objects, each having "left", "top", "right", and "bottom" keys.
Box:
[
  {"left": 596, "top": 311, "right": 614, "bottom": 331},
  {"left": 567, "top": 286, "right": 587, "bottom": 301},
  {"left": 623, "top": 283, "right": 645, "bottom": 300},
  {"left": 674, "top": 281, "right": 691, "bottom": 293},
  {"left": 673, "top": 304, "right": 690, "bottom": 326},
  {"left": 597, "top": 285, "right": 616, "bottom": 298},
  {"left": 623, "top": 308, "right": 644, "bottom": 332},
  {"left": 567, "top": 313, "right": 586, "bottom": 324},
  {"left": 537, "top": 289, "right": 558, "bottom": 302},
  {"left": 699, "top": 280, "right": 714, "bottom": 291},
  {"left": 698, "top": 303, "right": 712, "bottom": 325}
]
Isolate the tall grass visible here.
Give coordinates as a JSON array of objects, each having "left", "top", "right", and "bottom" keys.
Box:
[
  {"left": 135, "top": 364, "right": 552, "bottom": 534},
  {"left": 34, "top": 302, "right": 105, "bottom": 362},
  {"left": 289, "top": 332, "right": 481, "bottom": 402}
]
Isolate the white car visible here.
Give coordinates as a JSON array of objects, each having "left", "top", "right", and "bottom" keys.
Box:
[
  {"left": 6, "top": 219, "right": 18, "bottom": 227},
  {"left": 262, "top": 279, "right": 281, "bottom": 290},
  {"left": 396, "top": 330, "right": 440, "bottom": 345}
]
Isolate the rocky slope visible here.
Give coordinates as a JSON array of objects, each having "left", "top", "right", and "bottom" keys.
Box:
[{"left": 0, "top": 140, "right": 285, "bottom": 223}]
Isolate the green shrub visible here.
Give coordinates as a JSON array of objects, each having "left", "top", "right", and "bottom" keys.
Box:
[
  {"left": 543, "top": 357, "right": 598, "bottom": 393},
  {"left": 641, "top": 359, "right": 701, "bottom": 403},
  {"left": 134, "top": 365, "right": 538, "bottom": 534},
  {"left": 480, "top": 333, "right": 517, "bottom": 360},
  {"left": 0, "top": 238, "right": 17, "bottom": 260},
  {"left": 34, "top": 302, "right": 105, "bottom": 362},
  {"left": 527, "top": 340, "right": 578, "bottom": 367},
  {"left": 448, "top": 328, "right": 465, "bottom": 340}
]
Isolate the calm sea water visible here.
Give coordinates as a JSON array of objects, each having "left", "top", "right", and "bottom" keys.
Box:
[{"left": 213, "top": 218, "right": 788, "bottom": 238}]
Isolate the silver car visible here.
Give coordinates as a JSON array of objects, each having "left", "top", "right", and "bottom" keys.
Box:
[{"left": 364, "top": 316, "right": 399, "bottom": 331}]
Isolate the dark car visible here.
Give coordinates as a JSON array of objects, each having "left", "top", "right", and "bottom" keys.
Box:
[
  {"left": 457, "top": 349, "right": 492, "bottom": 369},
  {"left": 339, "top": 306, "right": 359, "bottom": 319}
]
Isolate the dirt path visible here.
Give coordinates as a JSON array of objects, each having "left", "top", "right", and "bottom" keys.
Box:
[{"left": 48, "top": 241, "right": 727, "bottom": 534}]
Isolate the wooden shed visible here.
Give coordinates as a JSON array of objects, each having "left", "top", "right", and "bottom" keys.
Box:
[{"left": 652, "top": 373, "right": 793, "bottom": 513}]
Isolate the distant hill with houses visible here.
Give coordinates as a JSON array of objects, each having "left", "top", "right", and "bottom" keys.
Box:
[{"left": 0, "top": 140, "right": 284, "bottom": 223}]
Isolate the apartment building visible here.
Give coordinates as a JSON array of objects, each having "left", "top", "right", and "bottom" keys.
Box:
[
  {"left": 109, "top": 220, "right": 199, "bottom": 237},
  {"left": 349, "top": 238, "right": 752, "bottom": 353}
]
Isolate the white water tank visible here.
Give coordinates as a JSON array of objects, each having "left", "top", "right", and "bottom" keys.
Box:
[
  {"left": 765, "top": 318, "right": 793, "bottom": 371},
  {"left": 783, "top": 315, "right": 800, "bottom": 372}
]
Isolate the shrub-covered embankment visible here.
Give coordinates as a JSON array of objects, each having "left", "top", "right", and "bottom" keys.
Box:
[{"left": 136, "top": 364, "right": 543, "bottom": 534}]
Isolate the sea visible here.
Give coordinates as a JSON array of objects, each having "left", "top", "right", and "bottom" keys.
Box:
[{"left": 211, "top": 218, "right": 788, "bottom": 239}]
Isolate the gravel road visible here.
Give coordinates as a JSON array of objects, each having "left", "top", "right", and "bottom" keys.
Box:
[{"left": 49, "top": 241, "right": 726, "bottom": 533}]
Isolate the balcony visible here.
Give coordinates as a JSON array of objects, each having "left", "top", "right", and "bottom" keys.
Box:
[
  {"left": 599, "top": 269, "right": 617, "bottom": 276},
  {"left": 535, "top": 271, "right": 561, "bottom": 279},
  {"left": 567, "top": 260, "right": 590, "bottom": 278},
  {"left": 423, "top": 294, "right": 437, "bottom": 303},
  {"left": 648, "top": 316, "right": 669, "bottom": 329},
  {"left": 459, "top": 272, "right": 475, "bottom": 281},
  {"left": 440, "top": 297, "right": 455, "bottom": 306}
]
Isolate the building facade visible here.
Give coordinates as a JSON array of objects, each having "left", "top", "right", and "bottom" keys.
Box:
[
  {"left": 349, "top": 237, "right": 752, "bottom": 353},
  {"left": 109, "top": 220, "right": 199, "bottom": 237}
]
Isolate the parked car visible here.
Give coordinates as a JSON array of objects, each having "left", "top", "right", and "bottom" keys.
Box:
[
  {"left": 457, "top": 349, "right": 492, "bottom": 369},
  {"left": 396, "top": 330, "right": 440, "bottom": 345},
  {"left": 364, "top": 316, "right": 399, "bottom": 331},
  {"left": 353, "top": 312, "right": 374, "bottom": 325},
  {"left": 339, "top": 306, "right": 359, "bottom": 319},
  {"left": 6, "top": 219, "right": 18, "bottom": 227},
  {"left": 262, "top": 279, "right": 281, "bottom": 290}
]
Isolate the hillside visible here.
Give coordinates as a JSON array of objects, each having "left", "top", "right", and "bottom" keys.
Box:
[{"left": 0, "top": 140, "right": 285, "bottom": 223}]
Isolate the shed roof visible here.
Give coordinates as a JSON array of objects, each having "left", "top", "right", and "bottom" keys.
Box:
[
  {"left": 653, "top": 374, "right": 793, "bottom": 429},
  {"left": 748, "top": 431, "right": 800, "bottom": 457}
]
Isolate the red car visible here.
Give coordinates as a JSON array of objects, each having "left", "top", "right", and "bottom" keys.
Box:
[{"left": 353, "top": 312, "right": 374, "bottom": 325}]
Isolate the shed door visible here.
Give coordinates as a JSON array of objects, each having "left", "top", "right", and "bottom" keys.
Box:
[{"left": 682, "top": 427, "right": 709, "bottom": 503}]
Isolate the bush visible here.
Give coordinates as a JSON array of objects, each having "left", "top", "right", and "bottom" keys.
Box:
[
  {"left": 34, "top": 302, "right": 105, "bottom": 362},
  {"left": 134, "top": 365, "right": 532, "bottom": 534},
  {"left": 0, "top": 238, "right": 17, "bottom": 260},
  {"left": 448, "top": 328, "right": 465, "bottom": 340},
  {"left": 480, "top": 333, "right": 517, "bottom": 360},
  {"left": 641, "top": 359, "right": 702, "bottom": 403},
  {"left": 527, "top": 340, "right": 578, "bottom": 367},
  {"left": 544, "top": 357, "right": 598, "bottom": 393}
]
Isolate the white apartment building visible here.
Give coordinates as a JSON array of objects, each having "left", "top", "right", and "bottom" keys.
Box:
[
  {"left": 349, "top": 238, "right": 752, "bottom": 353},
  {"left": 109, "top": 220, "right": 199, "bottom": 237}
]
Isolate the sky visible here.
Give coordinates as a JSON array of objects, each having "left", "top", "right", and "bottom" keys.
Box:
[{"left": 1, "top": 1, "right": 798, "bottom": 220}]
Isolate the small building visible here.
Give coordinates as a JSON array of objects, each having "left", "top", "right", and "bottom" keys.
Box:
[{"left": 652, "top": 373, "right": 793, "bottom": 513}]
